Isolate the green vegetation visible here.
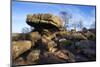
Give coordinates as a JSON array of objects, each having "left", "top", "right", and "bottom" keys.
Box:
[{"left": 60, "top": 40, "right": 72, "bottom": 46}]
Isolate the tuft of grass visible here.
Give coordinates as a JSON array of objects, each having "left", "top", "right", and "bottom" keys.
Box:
[{"left": 61, "top": 40, "right": 72, "bottom": 46}]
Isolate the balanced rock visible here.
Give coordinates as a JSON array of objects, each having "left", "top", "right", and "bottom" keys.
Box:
[{"left": 26, "top": 13, "right": 62, "bottom": 30}]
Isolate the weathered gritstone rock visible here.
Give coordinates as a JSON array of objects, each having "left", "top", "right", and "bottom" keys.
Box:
[
  {"left": 30, "top": 32, "right": 41, "bottom": 43},
  {"left": 27, "top": 50, "right": 40, "bottom": 64},
  {"left": 54, "top": 51, "right": 69, "bottom": 60},
  {"left": 13, "top": 57, "right": 26, "bottom": 65},
  {"left": 12, "top": 41, "right": 32, "bottom": 59},
  {"left": 39, "top": 52, "right": 67, "bottom": 64},
  {"left": 39, "top": 50, "right": 75, "bottom": 63},
  {"left": 84, "top": 31, "right": 95, "bottom": 40},
  {"left": 54, "top": 50, "right": 75, "bottom": 62},
  {"left": 72, "top": 33, "right": 87, "bottom": 40},
  {"left": 42, "top": 34, "right": 57, "bottom": 52},
  {"left": 67, "top": 33, "right": 87, "bottom": 40},
  {"left": 26, "top": 13, "right": 62, "bottom": 30}
]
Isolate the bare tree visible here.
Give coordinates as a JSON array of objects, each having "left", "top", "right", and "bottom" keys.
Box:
[
  {"left": 72, "top": 20, "right": 78, "bottom": 31},
  {"left": 21, "top": 27, "right": 30, "bottom": 40},
  {"left": 78, "top": 20, "right": 83, "bottom": 30},
  {"left": 71, "top": 20, "right": 83, "bottom": 31},
  {"left": 30, "top": 27, "right": 34, "bottom": 32},
  {"left": 59, "top": 11, "right": 72, "bottom": 30},
  {"left": 82, "top": 27, "right": 88, "bottom": 33},
  {"left": 22, "top": 27, "right": 30, "bottom": 33}
]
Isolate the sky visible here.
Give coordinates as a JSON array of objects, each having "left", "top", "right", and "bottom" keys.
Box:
[{"left": 12, "top": 1, "right": 96, "bottom": 33}]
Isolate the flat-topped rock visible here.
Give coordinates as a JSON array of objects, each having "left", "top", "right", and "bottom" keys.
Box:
[{"left": 26, "top": 13, "right": 62, "bottom": 30}]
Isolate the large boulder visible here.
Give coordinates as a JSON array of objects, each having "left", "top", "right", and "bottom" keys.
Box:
[
  {"left": 54, "top": 50, "right": 75, "bottom": 62},
  {"left": 84, "top": 31, "right": 96, "bottom": 40},
  {"left": 26, "top": 13, "right": 63, "bottom": 30},
  {"left": 26, "top": 49, "right": 40, "bottom": 64},
  {"left": 67, "top": 33, "right": 87, "bottom": 40},
  {"left": 42, "top": 34, "right": 57, "bottom": 52},
  {"left": 12, "top": 41, "right": 32, "bottom": 59}
]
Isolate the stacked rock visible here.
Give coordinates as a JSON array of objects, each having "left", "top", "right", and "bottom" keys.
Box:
[
  {"left": 12, "top": 13, "right": 75, "bottom": 66},
  {"left": 26, "top": 13, "right": 75, "bottom": 63},
  {"left": 26, "top": 13, "right": 63, "bottom": 53}
]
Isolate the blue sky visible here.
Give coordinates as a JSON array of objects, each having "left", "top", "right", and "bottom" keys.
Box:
[{"left": 12, "top": 1, "right": 96, "bottom": 33}]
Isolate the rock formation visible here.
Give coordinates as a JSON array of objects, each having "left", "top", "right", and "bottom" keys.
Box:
[
  {"left": 12, "top": 13, "right": 96, "bottom": 66},
  {"left": 26, "top": 13, "right": 62, "bottom": 31}
]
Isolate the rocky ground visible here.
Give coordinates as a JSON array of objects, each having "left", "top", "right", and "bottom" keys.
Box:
[{"left": 12, "top": 13, "right": 96, "bottom": 66}]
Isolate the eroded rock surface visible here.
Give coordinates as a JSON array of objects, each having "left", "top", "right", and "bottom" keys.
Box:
[
  {"left": 12, "top": 41, "right": 32, "bottom": 59},
  {"left": 26, "top": 14, "right": 63, "bottom": 31}
]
